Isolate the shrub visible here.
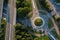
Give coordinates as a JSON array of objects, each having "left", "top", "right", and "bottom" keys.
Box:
[{"left": 34, "top": 18, "right": 43, "bottom": 26}]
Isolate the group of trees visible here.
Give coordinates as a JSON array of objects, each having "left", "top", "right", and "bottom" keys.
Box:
[
  {"left": 16, "top": 0, "right": 32, "bottom": 19},
  {"left": 38, "top": 0, "right": 51, "bottom": 12},
  {"left": 0, "top": 18, "right": 6, "bottom": 40},
  {"left": 15, "top": 23, "right": 50, "bottom": 40},
  {"left": 15, "top": 23, "right": 40, "bottom": 40}
]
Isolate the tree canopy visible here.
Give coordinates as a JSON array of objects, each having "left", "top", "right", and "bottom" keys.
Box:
[
  {"left": 15, "top": 23, "right": 41, "bottom": 40},
  {"left": 0, "top": 18, "right": 6, "bottom": 40},
  {"left": 16, "top": 0, "right": 32, "bottom": 19}
]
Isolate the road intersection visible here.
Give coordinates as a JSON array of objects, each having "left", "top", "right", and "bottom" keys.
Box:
[
  {"left": 31, "top": 0, "right": 58, "bottom": 40},
  {"left": 0, "top": 0, "right": 60, "bottom": 40}
]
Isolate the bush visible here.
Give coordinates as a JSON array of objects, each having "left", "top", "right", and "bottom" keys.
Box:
[
  {"left": 51, "top": 29, "right": 60, "bottom": 40},
  {"left": 34, "top": 18, "right": 43, "bottom": 26}
]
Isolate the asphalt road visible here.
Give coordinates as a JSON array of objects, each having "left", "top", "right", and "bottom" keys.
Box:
[
  {"left": 31, "top": 0, "right": 57, "bottom": 40},
  {"left": 30, "top": 0, "right": 39, "bottom": 29},
  {"left": 5, "top": 0, "right": 16, "bottom": 40},
  {"left": 0, "top": 0, "right": 4, "bottom": 27},
  {"left": 46, "top": 0, "right": 60, "bottom": 35}
]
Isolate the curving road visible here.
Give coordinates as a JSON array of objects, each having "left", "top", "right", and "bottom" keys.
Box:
[
  {"left": 31, "top": 0, "right": 57, "bottom": 40},
  {"left": 30, "top": 0, "right": 40, "bottom": 29}
]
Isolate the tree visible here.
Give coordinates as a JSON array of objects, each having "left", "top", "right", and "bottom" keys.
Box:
[
  {"left": 17, "top": 7, "right": 30, "bottom": 19},
  {"left": 16, "top": 0, "right": 25, "bottom": 8},
  {"left": 15, "top": 23, "right": 22, "bottom": 30},
  {"left": 15, "top": 23, "right": 40, "bottom": 40},
  {"left": 16, "top": 0, "right": 32, "bottom": 19},
  {"left": 0, "top": 18, "right": 7, "bottom": 40}
]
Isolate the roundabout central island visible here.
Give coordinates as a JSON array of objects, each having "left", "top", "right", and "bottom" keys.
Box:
[{"left": 32, "top": 17, "right": 45, "bottom": 30}]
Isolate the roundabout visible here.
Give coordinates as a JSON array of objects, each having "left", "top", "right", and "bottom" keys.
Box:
[
  {"left": 34, "top": 18, "right": 43, "bottom": 26},
  {"left": 33, "top": 17, "right": 45, "bottom": 29}
]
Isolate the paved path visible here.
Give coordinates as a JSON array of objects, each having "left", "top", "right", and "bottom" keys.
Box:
[
  {"left": 46, "top": 0, "right": 60, "bottom": 35},
  {"left": 5, "top": 0, "right": 16, "bottom": 40},
  {"left": 30, "top": 0, "right": 39, "bottom": 28},
  {"left": 5, "top": 23, "right": 10, "bottom": 40},
  {"left": 50, "top": 17, "right": 60, "bottom": 35}
]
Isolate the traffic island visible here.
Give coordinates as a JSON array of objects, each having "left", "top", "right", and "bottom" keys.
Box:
[
  {"left": 34, "top": 18, "right": 43, "bottom": 26},
  {"left": 32, "top": 17, "right": 45, "bottom": 30}
]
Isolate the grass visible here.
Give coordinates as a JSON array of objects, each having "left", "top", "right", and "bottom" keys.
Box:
[
  {"left": 40, "top": 35, "right": 50, "bottom": 40},
  {"left": 51, "top": 29, "right": 60, "bottom": 40},
  {"left": 34, "top": 31, "right": 40, "bottom": 34},
  {"left": 34, "top": 35, "right": 50, "bottom": 40},
  {"left": 48, "top": 19, "right": 53, "bottom": 29},
  {"left": 34, "top": 38, "right": 40, "bottom": 40}
]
